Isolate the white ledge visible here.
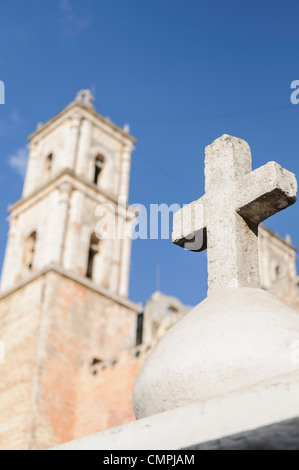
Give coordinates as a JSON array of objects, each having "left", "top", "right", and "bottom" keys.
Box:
[{"left": 52, "top": 375, "right": 299, "bottom": 450}]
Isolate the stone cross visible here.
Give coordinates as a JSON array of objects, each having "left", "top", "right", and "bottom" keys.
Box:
[
  {"left": 75, "top": 89, "right": 95, "bottom": 106},
  {"left": 172, "top": 135, "right": 297, "bottom": 295}
]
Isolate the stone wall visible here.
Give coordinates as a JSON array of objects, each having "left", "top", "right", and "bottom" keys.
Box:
[
  {"left": 259, "top": 225, "right": 299, "bottom": 308},
  {"left": 74, "top": 344, "right": 152, "bottom": 439},
  {"left": 0, "top": 268, "right": 140, "bottom": 450},
  {"left": 0, "top": 275, "right": 45, "bottom": 449}
]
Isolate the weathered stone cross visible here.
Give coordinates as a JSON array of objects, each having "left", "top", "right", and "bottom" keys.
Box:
[
  {"left": 76, "top": 89, "right": 95, "bottom": 106},
  {"left": 172, "top": 135, "right": 297, "bottom": 295}
]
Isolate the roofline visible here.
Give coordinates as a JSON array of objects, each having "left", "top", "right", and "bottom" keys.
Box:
[
  {"left": 0, "top": 263, "right": 143, "bottom": 313},
  {"left": 28, "top": 100, "right": 137, "bottom": 143},
  {"left": 260, "top": 224, "right": 297, "bottom": 252}
]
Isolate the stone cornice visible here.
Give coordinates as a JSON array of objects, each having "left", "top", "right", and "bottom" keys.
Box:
[
  {"left": 0, "top": 263, "right": 143, "bottom": 314},
  {"left": 8, "top": 169, "right": 136, "bottom": 219},
  {"left": 28, "top": 100, "right": 137, "bottom": 144}
]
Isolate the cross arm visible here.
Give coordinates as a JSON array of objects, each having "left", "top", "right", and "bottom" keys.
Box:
[
  {"left": 172, "top": 196, "right": 207, "bottom": 252},
  {"left": 236, "top": 162, "right": 297, "bottom": 225}
]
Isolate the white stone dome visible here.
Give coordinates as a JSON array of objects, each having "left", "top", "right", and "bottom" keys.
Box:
[{"left": 133, "top": 288, "right": 299, "bottom": 419}]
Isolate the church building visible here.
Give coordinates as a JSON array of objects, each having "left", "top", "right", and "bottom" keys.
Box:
[{"left": 0, "top": 91, "right": 298, "bottom": 450}]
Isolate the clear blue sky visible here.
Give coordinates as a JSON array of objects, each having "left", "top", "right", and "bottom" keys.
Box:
[{"left": 0, "top": 0, "right": 299, "bottom": 307}]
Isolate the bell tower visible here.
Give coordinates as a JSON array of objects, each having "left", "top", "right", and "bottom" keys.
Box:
[
  {"left": 0, "top": 91, "right": 141, "bottom": 450},
  {"left": 1, "top": 90, "right": 135, "bottom": 296}
]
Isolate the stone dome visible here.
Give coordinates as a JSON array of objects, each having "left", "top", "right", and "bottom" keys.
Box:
[{"left": 133, "top": 287, "right": 299, "bottom": 419}]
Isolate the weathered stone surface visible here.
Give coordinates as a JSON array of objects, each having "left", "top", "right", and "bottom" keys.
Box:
[
  {"left": 173, "top": 135, "right": 297, "bottom": 294},
  {"left": 0, "top": 268, "right": 141, "bottom": 449}
]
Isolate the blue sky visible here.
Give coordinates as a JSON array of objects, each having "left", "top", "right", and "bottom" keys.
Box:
[{"left": 0, "top": 0, "right": 299, "bottom": 306}]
